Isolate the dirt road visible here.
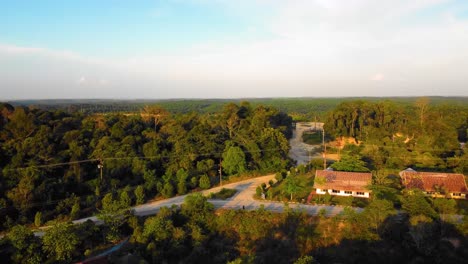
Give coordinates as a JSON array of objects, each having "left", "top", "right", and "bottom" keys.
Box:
[{"left": 289, "top": 122, "right": 324, "bottom": 165}]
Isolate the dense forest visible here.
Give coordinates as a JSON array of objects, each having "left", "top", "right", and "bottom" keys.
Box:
[
  {"left": 324, "top": 98, "right": 468, "bottom": 174},
  {"left": 11, "top": 97, "right": 467, "bottom": 121},
  {"left": 0, "top": 101, "right": 292, "bottom": 230},
  {"left": 1, "top": 98, "right": 467, "bottom": 263}
]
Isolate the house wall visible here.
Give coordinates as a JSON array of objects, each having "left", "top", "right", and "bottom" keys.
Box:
[
  {"left": 315, "top": 188, "right": 370, "bottom": 198},
  {"left": 450, "top": 193, "right": 466, "bottom": 199},
  {"left": 424, "top": 192, "right": 467, "bottom": 199},
  {"left": 316, "top": 188, "right": 326, "bottom": 194}
]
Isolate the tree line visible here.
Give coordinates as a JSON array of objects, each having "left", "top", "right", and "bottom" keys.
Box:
[
  {"left": 324, "top": 98, "right": 468, "bottom": 174},
  {"left": 0, "top": 102, "right": 292, "bottom": 230}
]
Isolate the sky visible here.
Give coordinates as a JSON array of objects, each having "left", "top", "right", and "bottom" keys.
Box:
[{"left": 1, "top": 0, "right": 468, "bottom": 99}]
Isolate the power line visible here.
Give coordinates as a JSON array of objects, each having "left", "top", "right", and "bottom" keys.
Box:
[{"left": 3, "top": 147, "right": 289, "bottom": 172}]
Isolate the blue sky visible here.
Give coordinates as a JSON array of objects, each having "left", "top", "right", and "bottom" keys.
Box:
[{"left": 1, "top": 0, "right": 468, "bottom": 99}]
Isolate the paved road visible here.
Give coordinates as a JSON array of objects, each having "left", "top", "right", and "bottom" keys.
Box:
[
  {"left": 71, "top": 174, "right": 353, "bottom": 228},
  {"left": 33, "top": 174, "right": 463, "bottom": 238}
]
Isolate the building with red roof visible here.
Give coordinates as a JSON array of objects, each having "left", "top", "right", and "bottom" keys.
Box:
[
  {"left": 314, "top": 169, "right": 372, "bottom": 198},
  {"left": 399, "top": 168, "right": 467, "bottom": 199}
]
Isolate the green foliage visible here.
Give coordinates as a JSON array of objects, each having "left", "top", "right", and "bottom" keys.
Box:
[
  {"left": 275, "top": 172, "right": 284, "bottom": 182},
  {"left": 134, "top": 185, "right": 145, "bottom": 205},
  {"left": 7, "top": 225, "right": 43, "bottom": 264},
  {"left": 161, "top": 181, "right": 174, "bottom": 198},
  {"left": 294, "top": 255, "right": 316, "bottom": 264},
  {"left": 34, "top": 212, "right": 42, "bottom": 227},
  {"left": 255, "top": 186, "right": 263, "bottom": 197},
  {"left": 120, "top": 189, "right": 132, "bottom": 207},
  {"left": 42, "top": 223, "right": 79, "bottom": 262},
  {"left": 222, "top": 144, "right": 247, "bottom": 175},
  {"left": 0, "top": 102, "right": 294, "bottom": 228},
  {"left": 143, "top": 211, "right": 175, "bottom": 243},
  {"left": 182, "top": 193, "right": 214, "bottom": 215},
  {"left": 363, "top": 199, "right": 397, "bottom": 233},
  {"left": 369, "top": 184, "right": 400, "bottom": 205},
  {"left": 210, "top": 188, "right": 237, "bottom": 200},
  {"left": 330, "top": 154, "right": 370, "bottom": 172},
  {"left": 199, "top": 174, "right": 211, "bottom": 189},
  {"left": 70, "top": 200, "right": 81, "bottom": 220},
  {"left": 432, "top": 198, "right": 457, "bottom": 221},
  {"left": 302, "top": 131, "right": 322, "bottom": 145},
  {"left": 182, "top": 193, "right": 214, "bottom": 226},
  {"left": 176, "top": 168, "right": 189, "bottom": 195},
  {"left": 98, "top": 193, "right": 133, "bottom": 242},
  {"left": 401, "top": 190, "right": 438, "bottom": 219},
  {"left": 284, "top": 174, "right": 302, "bottom": 201},
  {"left": 325, "top": 99, "right": 467, "bottom": 172}
]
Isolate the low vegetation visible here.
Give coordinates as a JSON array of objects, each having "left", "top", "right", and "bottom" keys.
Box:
[
  {"left": 208, "top": 188, "right": 237, "bottom": 200},
  {"left": 302, "top": 131, "right": 323, "bottom": 145},
  {"left": 1, "top": 194, "right": 466, "bottom": 263}
]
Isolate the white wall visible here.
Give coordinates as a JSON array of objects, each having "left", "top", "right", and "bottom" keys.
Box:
[{"left": 315, "top": 188, "right": 370, "bottom": 198}]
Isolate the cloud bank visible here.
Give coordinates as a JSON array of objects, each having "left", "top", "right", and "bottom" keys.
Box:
[{"left": 1, "top": 0, "right": 468, "bottom": 99}]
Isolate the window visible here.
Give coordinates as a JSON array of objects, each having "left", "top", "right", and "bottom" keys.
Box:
[
  {"left": 356, "top": 192, "right": 365, "bottom": 196},
  {"left": 332, "top": 189, "right": 340, "bottom": 193},
  {"left": 452, "top": 193, "right": 461, "bottom": 197},
  {"left": 344, "top": 191, "right": 352, "bottom": 194}
]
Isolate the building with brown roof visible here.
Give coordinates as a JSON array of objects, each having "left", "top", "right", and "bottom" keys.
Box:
[
  {"left": 314, "top": 169, "right": 372, "bottom": 198},
  {"left": 399, "top": 169, "right": 468, "bottom": 199}
]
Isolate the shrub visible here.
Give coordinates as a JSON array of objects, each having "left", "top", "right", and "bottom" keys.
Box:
[{"left": 199, "top": 174, "right": 211, "bottom": 190}]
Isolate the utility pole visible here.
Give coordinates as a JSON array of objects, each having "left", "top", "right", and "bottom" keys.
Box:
[
  {"left": 219, "top": 160, "right": 223, "bottom": 187},
  {"left": 98, "top": 159, "right": 104, "bottom": 182},
  {"left": 322, "top": 128, "right": 326, "bottom": 170}
]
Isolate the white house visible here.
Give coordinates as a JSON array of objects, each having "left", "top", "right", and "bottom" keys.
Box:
[{"left": 314, "top": 170, "right": 372, "bottom": 198}]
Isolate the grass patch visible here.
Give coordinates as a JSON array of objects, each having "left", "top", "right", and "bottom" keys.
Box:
[
  {"left": 266, "top": 173, "right": 314, "bottom": 202},
  {"left": 209, "top": 188, "right": 238, "bottom": 200},
  {"left": 302, "top": 131, "right": 323, "bottom": 145}
]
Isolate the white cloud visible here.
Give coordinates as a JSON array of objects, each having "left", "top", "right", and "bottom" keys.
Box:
[
  {"left": 1, "top": 0, "right": 468, "bottom": 99},
  {"left": 0, "top": 44, "right": 44, "bottom": 55}
]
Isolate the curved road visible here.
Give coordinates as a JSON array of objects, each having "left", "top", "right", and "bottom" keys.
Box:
[{"left": 71, "top": 174, "right": 354, "bottom": 228}]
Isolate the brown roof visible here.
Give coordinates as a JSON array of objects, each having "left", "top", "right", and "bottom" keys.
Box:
[
  {"left": 399, "top": 170, "right": 468, "bottom": 194},
  {"left": 314, "top": 170, "right": 372, "bottom": 192}
]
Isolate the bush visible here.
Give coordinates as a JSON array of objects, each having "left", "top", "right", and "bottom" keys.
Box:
[
  {"left": 275, "top": 172, "right": 284, "bottom": 182},
  {"left": 161, "top": 182, "right": 174, "bottom": 198},
  {"left": 134, "top": 185, "right": 145, "bottom": 205},
  {"left": 199, "top": 174, "right": 211, "bottom": 189},
  {"left": 256, "top": 186, "right": 263, "bottom": 198},
  {"left": 34, "top": 212, "right": 42, "bottom": 227},
  {"left": 210, "top": 188, "right": 237, "bottom": 200},
  {"left": 268, "top": 180, "right": 274, "bottom": 188}
]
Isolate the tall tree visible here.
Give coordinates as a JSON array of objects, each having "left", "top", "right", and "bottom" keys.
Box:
[
  {"left": 7, "top": 225, "right": 43, "bottom": 264},
  {"left": 222, "top": 143, "right": 246, "bottom": 175},
  {"left": 42, "top": 223, "right": 79, "bottom": 262}
]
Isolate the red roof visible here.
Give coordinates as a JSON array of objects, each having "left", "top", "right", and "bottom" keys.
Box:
[
  {"left": 314, "top": 170, "right": 372, "bottom": 192},
  {"left": 399, "top": 170, "right": 468, "bottom": 194}
]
